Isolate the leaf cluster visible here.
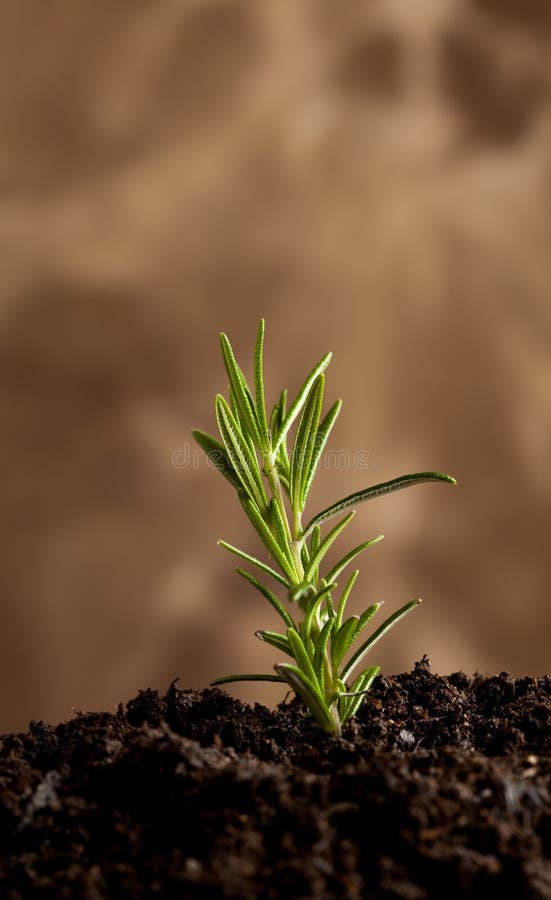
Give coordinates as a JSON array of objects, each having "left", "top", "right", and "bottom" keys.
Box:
[{"left": 193, "top": 321, "right": 455, "bottom": 734}]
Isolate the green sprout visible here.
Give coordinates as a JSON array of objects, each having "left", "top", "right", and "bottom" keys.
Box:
[{"left": 193, "top": 321, "right": 455, "bottom": 735}]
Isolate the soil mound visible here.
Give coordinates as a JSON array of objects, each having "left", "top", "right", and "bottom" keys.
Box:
[{"left": 1, "top": 659, "right": 549, "bottom": 898}]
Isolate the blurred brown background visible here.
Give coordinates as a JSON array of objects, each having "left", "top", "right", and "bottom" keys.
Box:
[{"left": 1, "top": 0, "right": 550, "bottom": 732}]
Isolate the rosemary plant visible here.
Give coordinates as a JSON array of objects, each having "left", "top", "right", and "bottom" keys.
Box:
[{"left": 193, "top": 321, "right": 455, "bottom": 735}]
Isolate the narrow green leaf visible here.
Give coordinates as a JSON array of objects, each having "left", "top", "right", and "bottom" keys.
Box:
[
  {"left": 218, "top": 540, "right": 291, "bottom": 588},
  {"left": 254, "top": 319, "right": 270, "bottom": 451},
  {"left": 353, "top": 602, "right": 381, "bottom": 638},
  {"left": 274, "top": 389, "right": 291, "bottom": 471},
  {"left": 301, "top": 582, "right": 336, "bottom": 645},
  {"left": 304, "top": 511, "right": 355, "bottom": 582},
  {"left": 301, "top": 399, "right": 342, "bottom": 507},
  {"left": 324, "top": 589, "right": 336, "bottom": 621},
  {"left": 236, "top": 568, "right": 295, "bottom": 630},
  {"left": 304, "top": 472, "right": 457, "bottom": 539},
  {"left": 290, "top": 374, "right": 324, "bottom": 513},
  {"left": 341, "top": 666, "right": 381, "bottom": 698},
  {"left": 278, "top": 470, "right": 291, "bottom": 496},
  {"left": 268, "top": 498, "right": 295, "bottom": 572},
  {"left": 326, "top": 535, "right": 384, "bottom": 585},
  {"left": 191, "top": 429, "right": 241, "bottom": 490},
  {"left": 278, "top": 389, "right": 287, "bottom": 428},
  {"left": 306, "top": 634, "right": 316, "bottom": 659},
  {"left": 341, "top": 598, "right": 422, "bottom": 681},
  {"left": 286, "top": 627, "right": 319, "bottom": 686},
  {"left": 220, "top": 332, "right": 263, "bottom": 450},
  {"left": 337, "top": 694, "right": 350, "bottom": 725},
  {"left": 335, "top": 570, "right": 359, "bottom": 629},
  {"left": 331, "top": 616, "right": 360, "bottom": 671},
  {"left": 273, "top": 352, "right": 332, "bottom": 455},
  {"left": 308, "top": 525, "right": 321, "bottom": 584},
  {"left": 310, "top": 525, "right": 320, "bottom": 556},
  {"left": 340, "top": 666, "right": 381, "bottom": 723},
  {"left": 228, "top": 384, "right": 244, "bottom": 431},
  {"left": 239, "top": 496, "right": 296, "bottom": 582},
  {"left": 255, "top": 630, "right": 293, "bottom": 657},
  {"left": 215, "top": 395, "right": 267, "bottom": 510},
  {"left": 269, "top": 403, "right": 280, "bottom": 443},
  {"left": 228, "top": 386, "right": 259, "bottom": 467},
  {"left": 275, "top": 663, "right": 336, "bottom": 732},
  {"left": 211, "top": 673, "right": 285, "bottom": 685},
  {"left": 313, "top": 615, "right": 335, "bottom": 690},
  {"left": 278, "top": 445, "right": 290, "bottom": 474},
  {"left": 269, "top": 390, "right": 286, "bottom": 445}
]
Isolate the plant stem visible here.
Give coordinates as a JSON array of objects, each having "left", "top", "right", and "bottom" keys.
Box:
[{"left": 329, "top": 703, "right": 342, "bottom": 735}]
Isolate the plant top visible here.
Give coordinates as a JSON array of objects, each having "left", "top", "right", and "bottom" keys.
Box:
[{"left": 193, "top": 320, "right": 455, "bottom": 734}]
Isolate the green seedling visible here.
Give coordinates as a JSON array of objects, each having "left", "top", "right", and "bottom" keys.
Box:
[{"left": 193, "top": 321, "right": 455, "bottom": 735}]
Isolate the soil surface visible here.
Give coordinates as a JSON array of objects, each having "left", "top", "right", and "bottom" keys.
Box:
[{"left": 0, "top": 658, "right": 550, "bottom": 899}]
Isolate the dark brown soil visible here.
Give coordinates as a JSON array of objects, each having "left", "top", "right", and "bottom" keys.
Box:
[{"left": 0, "top": 658, "right": 550, "bottom": 899}]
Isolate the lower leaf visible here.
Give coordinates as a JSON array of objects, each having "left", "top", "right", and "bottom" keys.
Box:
[
  {"left": 210, "top": 673, "right": 286, "bottom": 685},
  {"left": 340, "top": 665, "right": 381, "bottom": 723},
  {"left": 275, "top": 663, "right": 337, "bottom": 733}
]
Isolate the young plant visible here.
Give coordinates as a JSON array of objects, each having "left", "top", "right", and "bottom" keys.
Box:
[{"left": 193, "top": 321, "right": 455, "bottom": 735}]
